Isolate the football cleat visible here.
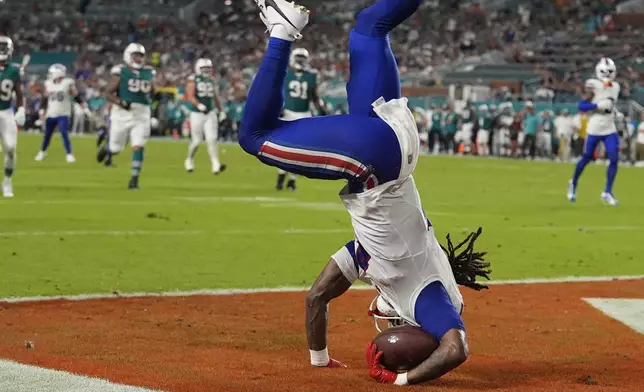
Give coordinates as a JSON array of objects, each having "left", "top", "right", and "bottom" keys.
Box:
[
  {"left": 34, "top": 151, "right": 46, "bottom": 161},
  {"left": 2, "top": 178, "right": 13, "bottom": 198},
  {"left": 600, "top": 192, "right": 619, "bottom": 206},
  {"left": 255, "top": 0, "right": 310, "bottom": 40},
  {"left": 286, "top": 178, "right": 296, "bottom": 191},
  {"left": 184, "top": 158, "right": 195, "bottom": 173},
  {"left": 213, "top": 164, "right": 227, "bottom": 175},
  {"left": 128, "top": 177, "right": 140, "bottom": 190},
  {"left": 567, "top": 180, "right": 576, "bottom": 202},
  {"left": 66, "top": 154, "right": 76, "bottom": 163}
]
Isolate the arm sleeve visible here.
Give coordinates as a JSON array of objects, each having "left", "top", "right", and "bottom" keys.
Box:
[
  {"left": 578, "top": 100, "right": 597, "bottom": 112},
  {"left": 414, "top": 281, "right": 465, "bottom": 342}
]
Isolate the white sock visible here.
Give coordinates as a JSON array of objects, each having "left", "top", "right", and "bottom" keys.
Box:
[
  {"left": 309, "top": 347, "right": 329, "bottom": 366},
  {"left": 206, "top": 140, "right": 220, "bottom": 170},
  {"left": 270, "top": 24, "right": 294, "bottom": 41},
  {"left": 289, "top": 174, "right": 296, "bottom": 180}
]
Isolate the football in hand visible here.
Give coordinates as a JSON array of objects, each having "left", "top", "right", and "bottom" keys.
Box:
[{"left": 371, "top": 325, "right": 439, "bottom": 372}]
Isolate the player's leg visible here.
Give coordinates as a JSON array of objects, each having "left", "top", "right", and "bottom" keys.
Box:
[
  {"left": 1, "top": 112, "right": 17, "bottom": 198},
  {"left": 205, "top": 112, "right": 226, "bottom": 174},
  {"left": 240, "top": 0, "right": 403, "bottom": 185},
  {"left": 103, "top": 118, "right": 129, "bottom": 164},
  {"left": 36, "top": 117, "right": 57, "bottom": 161},
  {"left": 185, "top": 111, "right": 204, "bottom": 172},
  {"left": 601, "top": 133, "right": 619, "bottom": 205},
  {"left": 276, "top": 168, "right": 287, "bottom": 190},
  {"left": 346, "top": 0, "right": 422, "bottom": 116},
  {"left": 569, "top": 135, "right": 601, "bottom": 201},
  {"left": 129, "top": 118, "right": 151, "bottom": 189},
  {"left": 58, "top": 116, "right": 75, "bottom": 163}
]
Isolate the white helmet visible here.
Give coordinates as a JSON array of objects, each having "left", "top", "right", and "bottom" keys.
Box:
[
  {"left": 0, "top": 36, "right": 14, "bottom": 62},
  {"left": 595, "top": 57, "right": 616, "bottom": 82},
  {"left": 48, "top": 63, "right": 66, "bottom": 80},
  {"left": 368, "top": 295, "right": 407, "bottom": 333},
  {"left": 195, "top": 58, "right": 213, "bottom": 76},
  {"left": 289, "top": 48, "right": 309, "bottom": 71},
  {"left": 123, "top": 43, "right": 146, "bottom": 69}
]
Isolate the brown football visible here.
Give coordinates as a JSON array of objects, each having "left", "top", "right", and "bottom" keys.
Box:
[{"left": 372, "top": 325, "right": 439, "bottom": 372}]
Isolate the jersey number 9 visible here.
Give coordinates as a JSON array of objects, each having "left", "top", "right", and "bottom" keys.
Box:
[
  {"left": 288, "top": 80, "right": 308, "bottom": 100},
  {"left": 196, "top": 82, "right": 215, "bottom": 98},
  {"left": 128, "top": 79, "right": 151, "bottom": 93},
  {"left": 0, "top": 79, "right": 14, "bottom": 101}
]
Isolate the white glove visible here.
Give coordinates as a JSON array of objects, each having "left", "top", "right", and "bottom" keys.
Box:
[
  {"left": 14, "top": 107, "right": 25, "bottom": 127},
  {"left": 150, "top": 117, "right": 159, "bottom": 129},
  {"left": 197, "top": 103, "right": 207, "bottom": 113},
  {"left": 597, "top": 99, "right": 613, "bottom": 112},
  {"left": 218, "top": 111, "right": 227, "bottom": 122}
]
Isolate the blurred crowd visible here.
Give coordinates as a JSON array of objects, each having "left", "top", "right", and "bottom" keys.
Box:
[{"left": 412, "top": 101, "right": 644, "bottom": 165}]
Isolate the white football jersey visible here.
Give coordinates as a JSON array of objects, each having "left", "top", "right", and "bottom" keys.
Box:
[
  {"left": 585, "top": 78, "right": 620, "bottom": 136},
  {"left": 45, "top": 77, "right": 76, "bottom": 118},
  {"left": 333, "top": 98, "right": 463, "bottom": 325}
]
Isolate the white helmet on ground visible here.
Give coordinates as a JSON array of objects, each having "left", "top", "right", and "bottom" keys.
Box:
[
  {"left": 123, "top": 43, "right": 146, "bottom": 69},
  {"left": 368, "top": 295, "right": 407, "bottom": 333},
  {"left": 0, "top": 36, "right": 14, "bottom": 62},
  {"left": 595, "top": 57, "right": 616, "bottom": 83},
  {"left": 195, "top": 58, "right": 214, "bottom": 76},
  {"left": 48, "top": 63, "right": 67, "bottom": 80},
  {"left": 289, "top": 48, "right": 309, "bottom": 71}
]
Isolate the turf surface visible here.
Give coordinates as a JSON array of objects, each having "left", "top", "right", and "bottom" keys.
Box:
[{"left": 0, "top": 134, "right": 642, "bottom": 297}]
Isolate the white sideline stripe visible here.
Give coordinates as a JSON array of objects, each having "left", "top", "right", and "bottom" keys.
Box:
[
  {"left": 0, "top": 230, "right": 204, "bottom": 237},
  {"left": 583, "top": 298, "right": 644, "bottom": 334},
  {"left": 1, "top": 275, "right": 643, "bottom": 304},
  {"left": 0, "top": 228, "right": 351, "bottom": 237},
  {"left": 0, "top": 360, "right": 164, "bottom": 392}
]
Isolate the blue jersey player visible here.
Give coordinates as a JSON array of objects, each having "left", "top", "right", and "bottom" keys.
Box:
[
  {"left": 240, "top": 0, "right": 490, "bottom": 385},
  {"left": 568, "top": 58, "right": 621, "bottom": 206}
]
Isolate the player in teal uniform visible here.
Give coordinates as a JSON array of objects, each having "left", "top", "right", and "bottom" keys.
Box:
[
  {"left": 98, "top": 43, "right": 158, "bottom": 189},
  {"left": 184, "top": 58, "right": 227, "bottom": 174},
  {"left": 476, "top": 105, "right": 493, "bottom": 156},
  {"left": 276, "top": 47, "right": 327, "bottom": 191},
  {"left": 0, "top": 36, "right": 25, "bottom": 198}
]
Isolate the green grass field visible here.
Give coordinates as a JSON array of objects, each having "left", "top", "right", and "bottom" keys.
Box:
[{"left": 0, "top": 134, "right": 642, "bottom": 297}]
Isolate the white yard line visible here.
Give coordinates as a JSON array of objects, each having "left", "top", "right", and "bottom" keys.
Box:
[
  {"left": 1, "top": 275, "right": 642, "bottom": 304},
  {"left": 0, "top": 360, "right": 164, "bottom": 392},
  {"left": 0, "top": 230, "right": 204, "bottom": 237},
  {"left": 583, "top": 298, "right": 644, "bottom": 334}
]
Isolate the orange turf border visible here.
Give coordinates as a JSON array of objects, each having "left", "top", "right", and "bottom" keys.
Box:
[{"left": 1, "top": 280, "right": 643, "bottom": 392}]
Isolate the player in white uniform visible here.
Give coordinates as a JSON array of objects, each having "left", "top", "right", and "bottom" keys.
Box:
[
  {"left": 0, "top": 36, "right": 25, "bottom": 198},
  {"left": 240, "top": 0, "right": 490, "bottom": 385},
  {"left": 35, "top": 64, "right": 78, "bottom": 163},
  {"left": 568, "top": 58, "right": 621, "bottom": 205},
  {"left": 184, "top": 58, "right": 227, "bottom": 174}
]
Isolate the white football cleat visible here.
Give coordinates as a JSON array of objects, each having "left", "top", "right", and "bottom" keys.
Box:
[
  {"left": 184, "top": 158, "right": 195, "bottom": 173},
  {"left": 255, "top": 0, "right": 310, "bottom": 40},
  {"left": 600, "top": 192, "right": 619, "bottom": 206},
  {"left": 66, "top": 154, "right": 76, "bottom": 163},
  {"left": 567, "top": 180, "right": 576, "bottom": 202},
  {"left": 34, "top": 151, "right": 46, "bottom": 161},
  {"left": 2, "top": 178, "right": 13, "bottom": 198}
]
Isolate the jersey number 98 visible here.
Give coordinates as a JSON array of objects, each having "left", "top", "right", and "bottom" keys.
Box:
[{"left": 128, "top": 79, "right": 151, "bottom": 93}]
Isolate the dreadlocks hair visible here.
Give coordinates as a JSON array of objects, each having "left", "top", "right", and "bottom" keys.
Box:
[{"left": 441, "top": 227, "right": 492, "bottom": 291}]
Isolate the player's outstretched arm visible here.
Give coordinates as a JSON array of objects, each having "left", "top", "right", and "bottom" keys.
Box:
[
  {"left": 305, "top": 258, "right": 352, "bottom": 367},
  {"left": 406, "top": 329, "right": 468, "bottom": 384}
]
